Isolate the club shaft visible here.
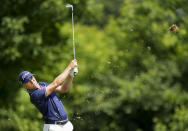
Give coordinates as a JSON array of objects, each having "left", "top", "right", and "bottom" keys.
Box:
[{"left": 71, "top": 7, "right": 76, "bottom": 60}]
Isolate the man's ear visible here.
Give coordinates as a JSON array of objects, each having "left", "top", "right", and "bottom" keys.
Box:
[{"left": 22, "top": 83, "right": 29, "bottom": 89}]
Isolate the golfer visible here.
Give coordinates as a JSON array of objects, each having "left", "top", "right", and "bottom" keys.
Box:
[{"left": 18, "top": 59, "right": 78, "bottom": 131}]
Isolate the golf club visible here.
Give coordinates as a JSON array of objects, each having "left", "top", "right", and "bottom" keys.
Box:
[{"left": 66, "top": 4, "right": 78, "bottom": 75}]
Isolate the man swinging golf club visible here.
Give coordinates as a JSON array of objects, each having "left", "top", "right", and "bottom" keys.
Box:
[
  {"left": 18, "top": 59, "right": 77, "bottom": 131},
  {"left": 19, "top": 60, "right": 77, "bottom": 131},
  {"left": 18, "top": 4, "right": 78, "bottom": 131}
]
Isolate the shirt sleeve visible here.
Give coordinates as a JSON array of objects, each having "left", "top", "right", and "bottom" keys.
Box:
[{"left": 31, "top": 88, "right": 46, "bottom": 101}]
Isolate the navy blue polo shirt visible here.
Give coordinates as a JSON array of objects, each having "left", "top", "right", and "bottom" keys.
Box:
[{"left": 27, "top": 82, "right": 68, "bottom": 121}]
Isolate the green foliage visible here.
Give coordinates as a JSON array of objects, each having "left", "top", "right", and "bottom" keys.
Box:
[
  {"left": 1, "top": 0, "right": 188, "bottom": 131},
  {"left": 154, "top": 106, "right": 188, "bottom": 131},
  {"left": 170, "top": 106, "right": 188, "bottom": 131}
]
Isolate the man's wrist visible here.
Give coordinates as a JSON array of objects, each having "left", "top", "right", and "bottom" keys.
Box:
[
  {"left": 69, "top": 68, "right": 74, "bottom": 78},
  {"left": 68, "top": 74, "right": 74, "bottom": 79}
]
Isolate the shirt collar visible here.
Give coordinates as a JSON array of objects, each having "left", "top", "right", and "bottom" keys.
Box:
[{"left": 27, "top": 88, "right": 38, "bottom": 93}]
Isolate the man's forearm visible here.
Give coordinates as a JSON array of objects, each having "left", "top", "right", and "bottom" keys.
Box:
[
  {"left": 46, "top": 66, "right": 72, "bottom": 96},
  {"left": 60, "top": 75, "right": 73, "bottom": 93}
]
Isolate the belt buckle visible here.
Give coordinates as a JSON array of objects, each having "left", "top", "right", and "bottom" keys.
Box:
[{"left": 55, "top": 120, "right": 67, "bottom": 125}]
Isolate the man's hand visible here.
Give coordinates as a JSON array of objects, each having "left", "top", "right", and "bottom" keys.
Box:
[
  {"left": 70, "top": 68, "right": 78, "bottom": 77},
  {"left": 69, "top": 59, "right": 78, "bottom": 69},
  {"left": 69, "top": 60, "right": 78, "bottom": 77}
]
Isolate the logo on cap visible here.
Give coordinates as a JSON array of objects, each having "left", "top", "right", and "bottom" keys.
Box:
[
  {"left": 22, "top": 72, "right": 30, "bottom": 81},
  {"left": 18, "top": 71, "right": 34, "bottom": 84}
]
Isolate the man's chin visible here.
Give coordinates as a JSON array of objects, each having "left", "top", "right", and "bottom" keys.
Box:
[
  {"left": 33, "top": 85, "right": 41, "bottom": 89},
  {"left": 32, "top": 85, "right": 37, "bottom": 89}
]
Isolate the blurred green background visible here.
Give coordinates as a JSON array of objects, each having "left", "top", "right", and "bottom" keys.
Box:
[{"left": 1, "top": 0, "right": 188, "bottom": 130}]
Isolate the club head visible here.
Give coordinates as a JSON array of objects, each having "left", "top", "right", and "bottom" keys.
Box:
[{"left": 66, "top": 4, "right": 73, "bottom": 8}]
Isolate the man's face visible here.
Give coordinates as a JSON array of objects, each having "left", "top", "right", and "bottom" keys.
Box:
[{"left": 22, "top": 76, "right": 40, "bottom": 90}]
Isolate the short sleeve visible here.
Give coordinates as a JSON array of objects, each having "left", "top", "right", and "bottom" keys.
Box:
[{"left": 30, "top": 88, "right": 46, "bottom": 101}]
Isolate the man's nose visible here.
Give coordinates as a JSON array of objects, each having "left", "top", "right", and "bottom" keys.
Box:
[{"left": 30, "top": 78, "right": 35, "bottom": 83}]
